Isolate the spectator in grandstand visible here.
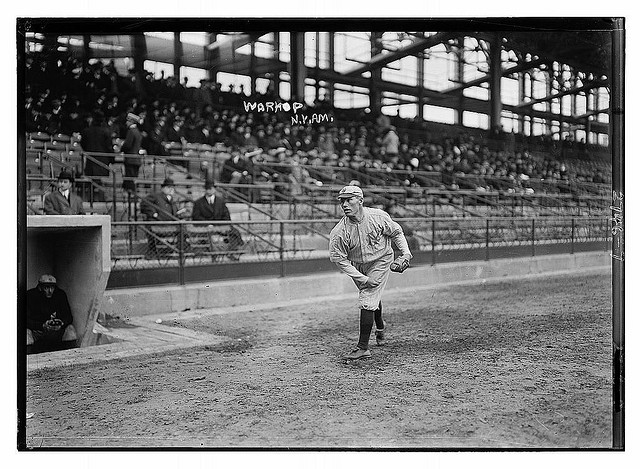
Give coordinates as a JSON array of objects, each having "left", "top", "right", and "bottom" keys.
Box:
[
  {"left": 61, "top": 101, "right": 85, "bottom": 136},
  {"left": 142, "top": 121, "right": 170, "bottom": 158},
  {"left": 165, "top": 115, "right": 186, "bottom": 143},
  {"left": 26, "top": 274, "right": 78, "bottom": 353},
  {"left": 26, "top": 107, "right": 42, "bottom": 133},
  {"left": 192, "top": 180, "right": 244, "bottom": 258},
  {"left": 182, "top": 112, "right": 204, "bottom": 143},
  {"left": 241, "top": 128, "right": 260, "bottom": 150},
  {"left": 286, "top": 152, "right": 315, "bottom": 196},
  {"left": 220, "top": 151, "right": 253, "bottom": 186},
  {"left": 381, "top": 125, "right": 400, "bottom": 163},
  {"left": 81, "top": 111, "right": 113, "bottom": 178},
  {"left": 140, "top": 177, "right": 186, "bottom": 221},
  {"left": 43, "top": 171, "right": 85, "bottom": 215},
  {"left": 193, "top": 80, "right": 213, "bottom": 117},
  {"left": 140, "top": 177, "right": 188, "bottom": 258},
  {"left": 41, "top": 98, "right": 64, "bottom": 135},
  {"left": 121, "top": 112, "right": 143, "bottom": 193},
  {"left": 316, "top": 127, "right": 335, "bottom": 156}
]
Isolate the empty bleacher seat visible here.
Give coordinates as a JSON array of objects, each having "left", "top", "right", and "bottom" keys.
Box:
[
  {"left": 46, "top": 141, "right": 68, "bottom": 152},
  {"left": 52, "top": 133, "right": 72, "bottom": 143},
  {"left": 29, "top": 132, "right": 51, "bottom": 142},
  {"left": 27, "top": 139, "right": 45, "bottom": 150},
  {"left": 45, "top": 149, "right": 64, "bottom": 159},
  {"left": 26, "top": 150, "right": 44, "bottom": 175}
]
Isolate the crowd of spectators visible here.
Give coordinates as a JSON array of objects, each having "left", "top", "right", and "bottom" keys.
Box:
[{"left": 25, "top": 52, "right": 611, "bottom": 197}]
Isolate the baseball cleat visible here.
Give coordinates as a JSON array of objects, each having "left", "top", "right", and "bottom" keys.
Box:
[{"left": 344, "top": 348, "right": 372, "bottom": 360}]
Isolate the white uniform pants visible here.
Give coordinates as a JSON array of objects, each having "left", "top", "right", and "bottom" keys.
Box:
[{"left": 352, "top": 251, "right": 393, "bottom": 310}]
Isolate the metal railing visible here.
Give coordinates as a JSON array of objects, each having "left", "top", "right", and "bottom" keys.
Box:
[
  {"left": 109, "top": 216, "right": 609, "bottom": 286},
  {"left": 25, "top": 145, "right": 612, "bottom": 222}
]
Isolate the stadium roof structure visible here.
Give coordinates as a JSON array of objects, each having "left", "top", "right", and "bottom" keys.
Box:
[{"left": 20, "top": 19, "right": 619, "bottom": 140}]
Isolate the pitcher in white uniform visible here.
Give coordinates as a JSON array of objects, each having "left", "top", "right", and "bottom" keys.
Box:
[{"left": 329, "top": 185, "right": 413, "bottom": 359}]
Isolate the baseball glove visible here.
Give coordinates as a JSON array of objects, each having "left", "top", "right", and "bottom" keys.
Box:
[
  {"left": 390, "top": 257, "right": 410, "bottom": 273},
  {"left": 44, "top": 318, "right": 63, "bottom": 332}
]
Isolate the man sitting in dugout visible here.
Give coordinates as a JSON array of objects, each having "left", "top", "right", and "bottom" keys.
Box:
[{"left": 26, "top": 274, "right": 77, "bottom": 353}]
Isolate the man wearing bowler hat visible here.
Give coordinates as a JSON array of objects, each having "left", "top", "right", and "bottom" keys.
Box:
[
  {"left": 329, "top": 185, "right": 413, "bottom": 360},
  {"left": 26, "top": 274, "right": 77, "bottom": 353},
  {"left": 192, "top": 180, "right": 244, "bottom": 260},
  {"left": 43, "top": 171, "right": 85, "bottom": 215},
  {"left": 140, "top": 177, "right": 188, "bottom": 258}
]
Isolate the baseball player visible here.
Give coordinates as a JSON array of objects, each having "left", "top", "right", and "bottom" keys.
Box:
[{"left": 329, "top": 185, "right": 412, "bottom": 359}]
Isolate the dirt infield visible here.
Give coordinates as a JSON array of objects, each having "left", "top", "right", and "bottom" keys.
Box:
[{"left": 25, "top": 269, "right": 612, "bottom": 449}]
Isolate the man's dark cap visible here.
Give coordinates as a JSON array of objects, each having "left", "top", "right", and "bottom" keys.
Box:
[
  {"left": 161, "top": 178, "right": 175, "bottom": 187},
  {"left": 38, "top": 274, "right": 57, "bottom": 285},
  {"left": 204, "top": 180, "right": 217, "bottom": 190}
]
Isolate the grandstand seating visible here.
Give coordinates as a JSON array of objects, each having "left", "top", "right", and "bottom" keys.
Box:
[{"left": 23, "top": 50, "right": 612, "bottom": 251}]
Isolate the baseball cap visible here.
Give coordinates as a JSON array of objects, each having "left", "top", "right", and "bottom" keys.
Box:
[
  {"left": 337, "top": 185, "right": 364, "bottom": 200},
  {"left": 38, "top": 274, "right": 57, "bottom": 285}
]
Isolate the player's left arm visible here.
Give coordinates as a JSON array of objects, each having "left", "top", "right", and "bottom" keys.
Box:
[{"left": 382, "top": 214, "right": 412, "bottom": 261}]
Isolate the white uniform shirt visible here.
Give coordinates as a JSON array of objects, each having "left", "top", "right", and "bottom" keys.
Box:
[{"left": 329, "top": 207, "right": 412, "bottom": 284}]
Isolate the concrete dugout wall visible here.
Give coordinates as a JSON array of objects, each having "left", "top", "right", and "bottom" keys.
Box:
[
  {"left": 102, "top": 251, "right": 609, "bottom": 318},
  {"left": 27, "top": 215, "right": 111, "bottom": 346}
]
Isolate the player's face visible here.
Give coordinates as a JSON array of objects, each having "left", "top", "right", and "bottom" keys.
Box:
[{"left": 340, "top": 196, "right": 363, "bottom": 217}]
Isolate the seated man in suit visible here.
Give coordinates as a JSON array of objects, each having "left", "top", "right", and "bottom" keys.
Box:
[
  {"left": 140, "top": 177, "right": 188, "bottom": 258},
  {"left": 43, "top": 171, "right": 85, "bottom": 215},
  {"left": 26, "top": 274, "right": 77, "bottom": 353},
  {"left": 192, "top": 180, "right": 244, "bottom": 260}
]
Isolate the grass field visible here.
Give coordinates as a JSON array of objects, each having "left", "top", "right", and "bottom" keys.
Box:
[{"left": 25, "top": 268, "right": 612, "bottom": 449}]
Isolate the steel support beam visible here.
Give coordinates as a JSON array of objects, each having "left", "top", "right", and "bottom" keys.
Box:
[
  {"left": 131, "top": 33, "right": 148, "bottom": 76},
  {"left": 515, "top": 79, "right": 608, "bottom": 109},
  {"left": 174, "top": 33, "right": 183, "bottom": 82},
  {"left": 370, "top": 31, "right": 382, "bottom": 114},
  {"left": 342, "top": 31, "right": 457, "bottom": 76},
  {"left": 441, "top": 57, "right": 548, "bottom": 95},
  {"left": 289, "top": 32, "right": 306, "bottom": 102},
  {"left": 489, "top": 34, "right": 503, "bottom": 131}
]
